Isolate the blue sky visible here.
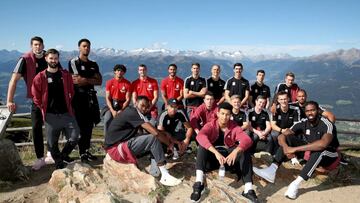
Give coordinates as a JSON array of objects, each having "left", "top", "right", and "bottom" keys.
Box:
[{"left": 0, "top": 0, "right": 359, "bottom": 56}]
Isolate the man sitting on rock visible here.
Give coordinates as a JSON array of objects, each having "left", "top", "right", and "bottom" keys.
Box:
[
  {"left": 190, "top": 102, "right": 259, "bottom": 203},
  {"left": 253, "top": 101, "right": 340, "bottom": 199},
  {"left": 104, "top": 96, "right": 182, "bottom": 186}
]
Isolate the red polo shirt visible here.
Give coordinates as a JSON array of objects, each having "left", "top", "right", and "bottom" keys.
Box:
[
  {"left": 106, "top": 78, "right": 131, "bottom": 101},
  {"left": 131, "top": 77, "right": 159, "bottom": 101},
  {"left": 160, "top": 76, "right": 184, "bottom": 99}
]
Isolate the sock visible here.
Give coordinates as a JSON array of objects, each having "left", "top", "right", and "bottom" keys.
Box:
[
  {"left": 270, "top": 163, "right": 279, "bottom": 172},
  {"left": 159, "top": 165, "right": 170, "bottom": 177},
  {"left": 195, "top": 170, "right": 204, "bottom": 184},
  {"left": 244, "top": 182, "right": 253, "bottom": 193},
  {"left": 292, "top": 176, "right": 304, "bottom": 186}
]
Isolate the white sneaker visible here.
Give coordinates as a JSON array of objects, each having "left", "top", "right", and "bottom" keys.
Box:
[
  {"left": 32, "top": 158, "right": 46, "bottom": 170},
  {"left": 253, "top": 166, "right": 276, "bottom": 183},
  {"left": 291, "top": 157, "right": 300, "bottom": 165},
  {"left": 44, "top": 152, "right": 55, "bottom": 164},
  {"left": 285, "top": 181, "right": 299, "bottom": 199},
  {"left": 160, "top": 174, "right": 182, "bottom": 186},
  {"left": 172, "top": 148, "right": 179, "bottom": 160}
]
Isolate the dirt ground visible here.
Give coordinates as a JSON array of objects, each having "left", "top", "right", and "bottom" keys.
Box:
[{"left": 1, "top": 151, "right": 360, "bottom": 203}]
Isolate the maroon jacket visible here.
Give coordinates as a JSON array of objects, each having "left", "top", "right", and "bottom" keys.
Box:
[
  {"left": 196, "top": 119, "right": 253, "bottom": 151},
  {"left": 31, "top": 69, "right": 75, "bottom": 120},
  {"left": 22, "top": 51, "right": 39, "bottom": 98},
  {"left": 190, "top": 103, "right": 218, "bottom": 130}
]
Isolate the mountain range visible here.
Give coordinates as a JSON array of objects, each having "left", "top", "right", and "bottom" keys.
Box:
[{"left": 0, "top": 48, "right": 359, "bottom": 119}]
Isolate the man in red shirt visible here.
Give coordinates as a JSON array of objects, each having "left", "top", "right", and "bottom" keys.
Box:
[
  {"left": 103, "top": 64, "right": 131, "bottom": 135},
  {"left": 190, "top": 102, "right": 258, "bottom": 202},
  {"left": 190, "top": 91, "right": 218, "bottom": 134},
  {"left": 132, "top": 64, "right": 159, "bottom": 125},
  {"left": 160, "top": 64, "right": 184, "bottom": 110}
]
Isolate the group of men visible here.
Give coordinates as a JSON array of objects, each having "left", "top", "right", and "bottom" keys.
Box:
[{"left": 7, "top": 36, "right": 340, "bottom": 202}]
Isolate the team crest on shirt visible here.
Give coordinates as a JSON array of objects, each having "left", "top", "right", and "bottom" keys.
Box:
[
  {"left": 306, "top": 129, "right": 310, "bottom": 135},
  {"left": 255, "top": 89, "right": 258, "bottom": 93},
  {"left": 47, "top": 78, "right": 53, "bottom": 83},
  {"left": 230, "top": 116, "right": 234, "bottom": 120},
  {"left": 261, "top": 117, "right": 266, "bottom": 120},
  {"left": 241, "top": 83, "right": 246, "bottom": 86},
  {"left": 209, "top": 83, "right": 213, "bottom": 87},
  {"left": 190, "top": 81, "right": 195, "bottom": 85},
  {"left": 147, "top": 84, "right": 153, "bottom": 91},
  {"left": 81, "top": 65, "right": 85, "bottom": 70},
  {"left": 278, "top": 115, "right": 282, "bottom": 120},
  {"left": 232, "top": 81, "right": 236, "bottom": 86},
  {"left": 167, "top": 120, "right": 170, "bottom": 125},
  {"left": 252, "top": 116, "right": 256, "bottom": 121},
  {"left": 120, "top": 86, "right": 126, "bottom": 93},
  {"left": 175, "top": 84, "right": 180, "bottom": 90}
]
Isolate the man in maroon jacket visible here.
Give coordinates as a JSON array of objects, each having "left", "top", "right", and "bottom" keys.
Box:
[
  {"left": 190, "top": 102, "right": 259, "bottom": 203},
  {"left": 32, "top": 49, "right": 80, "bottom": 169}
]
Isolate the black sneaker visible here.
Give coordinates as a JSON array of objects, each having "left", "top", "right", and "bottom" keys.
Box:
[
  {"left": 242, "top": 189, "right": 259, "bottom": 203},
  {"left": 62, "top": 155, "right": 75, "bottom": 164},
  {"left": 85, "top": 150, "right": 97, "bottom": 161},
  {"left": 190, "top": 181, "right": 204, "bottom": 202},
  {"left": 55, "top": 161, "right": 67, "bottom": 169}
]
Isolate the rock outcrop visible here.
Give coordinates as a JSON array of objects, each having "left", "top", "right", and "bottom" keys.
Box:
[{"left": 0, "top": 138, "right": 30, "bottom": 181}]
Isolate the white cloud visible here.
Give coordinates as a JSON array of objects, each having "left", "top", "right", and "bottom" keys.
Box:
[
  {"left": 150, "top": 42, "right": 168, "bottom": 49},
  {"left": 55, "top": 44, "right": 64, "bottom": 50},
  {"left": 208, "top": 44, "right": 334, "bottom": 57}
]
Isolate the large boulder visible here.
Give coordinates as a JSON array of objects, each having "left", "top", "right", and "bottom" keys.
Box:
[
  {"left": 0, "top": 138, "right": 30, "bottom": 181},
  {"left": 102, "top": 153, "right": 158, "bottom": 196}
]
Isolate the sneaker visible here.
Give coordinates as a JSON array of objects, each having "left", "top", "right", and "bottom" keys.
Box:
[
  {"left": 190, "top": 181, "right": 205, "bottom": 202},
  {"left": 62, "top": 155, "right": 75, "bottom": 164},
  {"left": 172, "top": 148, "right": 179, "bottom": 160},
  {"left": 80, "top": 153, "right": 91, "bottom": 163},
  {"left": 284, "top": 181, "right": 299, "bottom": 199},
  {"left": 186, "top": 146, "right": 193, "bottom": 154},
  {"left": 340, "top": 156, "right": 349, "bottom": 166},
  {"left": 32, "top": 158, "right": 46, "bottom": 170},
  {"left": 242, "top": 189, "right": 260, "bottom": 203},
  {"left": 55, "top": 161, "right": 67, "bottom": 169},
  {"left": 44, "top": 152, "right": 55, "bottom": 164},
  {"left": 85, "top": 150, "right": 97, "bottom": 161},
  {"left": 160, "top": 174, "right": 182, "bottom": 186},
  {"left": 253, "top": 166, "right": 276, "bottom": 183},
  {"left": 291, "top": 157, "right": 300, "bottom": 165}
]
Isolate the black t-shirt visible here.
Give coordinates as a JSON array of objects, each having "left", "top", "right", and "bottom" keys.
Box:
[
  {"left": 158, "top": 110, "right": 189, "bottom": 133},
  {"left": 290, "top": 102, "right": 325, "bottom": 120},
  {"left": 250, "top": 82, "right": 271, "bottom": 104},
  {"left": 248, "top": 108, "right": 270, "bottom": 131},
  {"left": 105, "top": 106, "right": 147, "bottom": 148},
  {"left": 184, "top": 76, "right": 207, "bottom": 107},
  {"left": 291, "top": 116, "right": 339, "bottom": 149},
  {"left": 207, "top": 77, "right": 225, "bottom": 101},
  {"left": 46, "top": 70, "right": 68, "bottom": 114},
  {"left": 224, "top": 77, "right": 250, "bottom": 99},
  {"left": 231, "top": 110, "right": 247, "bottom": 127},
  {"left": 13, "top": 56, "right": 47, "bottom": 76},
  {"left": 213, "top": 128, "right": 225, "bottom": 147},
  {"left": 68, "top": 57, "right": 100, "bottom": 92},
  {"left": 274, "top": 83, "right": 292, "bottom": 102},
  {"left": 271, "top": 105, "right": 300, "bottom": 128}
]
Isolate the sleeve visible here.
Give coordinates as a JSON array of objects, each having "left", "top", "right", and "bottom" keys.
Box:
[
  {"left": 234, "top": 127, "right": 253, "bottom": 151},
  {"left": 105, "top": 80, "right": 112, "bottom": 92},
  {"left": 266, "top": 86, "right": 271, "bottom": 98},
  {"left": 179, "top": 78, "right": 184, "bottom": 91},
  {"left": 294, "top": 108, "right": 300, "bottom": 122},
  {"left": 31, "top": 74, "right": 42, "bottom": 108},
  {"left": 128, "top": 110, "right": 146, "bottom": 128},
  {"left": 224, "top": 79, "right": 231, "bottom": 91},
  {"left": 179, "top": 110, "right": 189, "bottom": 122},
  {"left": 158, "top": 112, "right": 166, "bottom": 128},
  {"left": 245, "top": 80, "right": 250, "bottom": 91},
  {"left": 93, "top": 62, "right": 100, "bottom": 74},
  {"left": 130, "top": 81, "right": 137, "bottom": 93},
  {"left": 13, "top": 57, "right": 26, "bottom": 75},
  {"left": 196, "top": 123, "right": 213, "bottom": 149},
  {"left": 265, "top": 111, "right": 270, "bottom": 121},
  {"left": 319, "top": 105, "right": 326, "bottom": 114},
  {"left": 203, "top": 78, "right": 207, "bottom": 88},
  {"left": 190, "top": 105, "right": 203, "bottom": 129},
  {"left": 321, "top": 118, "right": 333, "bottom": 134},
  {"left": 68, "top": 60, "right": 73, "bottom": 73},
  {"left": 153, "top": 79, "right": 159, "bottom": 91},
  {"left": 67, "top": 72, "right": 75, "bottom": 99},
  {"left": 160, "top": 80, "right": 166, "bottom": 92},
  {"left": 184, "top": 77, "right": 190, "bottom": 89}
]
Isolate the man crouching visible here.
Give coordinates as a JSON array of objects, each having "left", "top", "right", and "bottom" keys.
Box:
[
  {"left": 190, "top": 102, "right": 259, "bottom": 203},
  {"left": 104, "top": 96, "right": 182, "bottom": 186}
]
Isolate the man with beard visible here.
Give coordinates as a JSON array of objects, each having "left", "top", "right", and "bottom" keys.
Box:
[
  {"left": 7, "top": 36, "right": 52, "bottom": 170},
  {"left": 290, "top": 89, "right": 336, "bottom": 123},
  {"left": 103, "top": 64, "right": 131, "bottom": 135},
  {"left": 207, "top": 64, "right": 225, "bottom": 105},
  {"left": 32, "top": 49, "right": 80, "bottom": 169},
  {"left": 105, "top": 96, "right": 182, "bottom": 186},
  {"left": 253, "top": 101, "right": 340, "bottom": 200},
  {"left": 68, "top": 39, "right": 102, "bottom": 163},
  {"left": 160, "top": 64, "right": 184, "bottom": 110},
  {"left": 224, "top": 63, "right": 250, "bottom": 109},
  {"left": 190, "top": 102, "right": 258, "bottom": 203}
]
